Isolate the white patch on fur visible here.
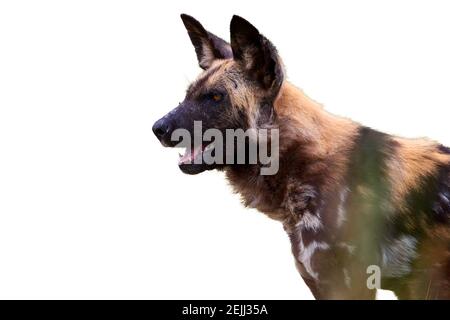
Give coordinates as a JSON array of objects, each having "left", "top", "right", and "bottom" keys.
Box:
[
  {"left": 439, "top": 192, "right": 450, "bottom": 205},
  {"left": 298, "top": 211, "right": 322, "bottom": 232},
  {"left": 298, "top": 240, "right": 330, "bottom": 280},
  {"left": 381, "top": 235, "right": 418, "bottom": 277},
  {"left": 336, "top": 187, "right": 349, "bottom": 228}
]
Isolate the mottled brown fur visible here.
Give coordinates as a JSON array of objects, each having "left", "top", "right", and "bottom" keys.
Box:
[
  {"left": 226, "top": 81, "right": 360, "bottom": 223},
  {"left": 154, "top": 14, "right": 450, "bottom": 299}
]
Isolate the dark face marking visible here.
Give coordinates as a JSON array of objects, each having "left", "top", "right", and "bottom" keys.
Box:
[
  {"left": 153, "top": 63, "right": 251, "bottom": 175},
  {"left": 154, "top": 15, "right": 283, "bottom": 175}
]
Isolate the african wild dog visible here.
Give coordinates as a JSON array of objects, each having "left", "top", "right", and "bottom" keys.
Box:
[{"left": 153, "top": 14, "right": 450, "bottom": 299}]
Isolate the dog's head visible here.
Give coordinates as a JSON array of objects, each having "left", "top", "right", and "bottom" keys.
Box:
[{"left": 153, "top": 15, "right": 284, "bottom": 174}]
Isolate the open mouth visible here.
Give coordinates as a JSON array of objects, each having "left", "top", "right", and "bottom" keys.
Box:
[{"left": 178, "top": 142, "right": 215, "bottom": 165}]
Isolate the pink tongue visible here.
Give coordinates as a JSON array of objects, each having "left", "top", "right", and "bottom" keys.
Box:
[{"left": 179, "top": 145, "right": 203, "bottom": 165}]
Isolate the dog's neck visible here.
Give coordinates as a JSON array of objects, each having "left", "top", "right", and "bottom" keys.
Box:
[
  {"left": 225, "top": 82, "right": 360, "bottom": 224},
  {"left": 275, "top": 82, "right": 360, "bottom": 158}
]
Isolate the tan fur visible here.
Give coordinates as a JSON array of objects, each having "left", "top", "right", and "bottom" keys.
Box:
[
  {"left": 387, "top": 137, "right": 450, "bottom": 209},
  {"left": 275, "top": 82, "right": 450, "bottom": 210},
  {"left": 275, "top": 82, "right": 359, "bottom": 155},
  {"left": 275, "top": 82, "right": 360, "bottom": 193},
  {"left": 193, "top": 61, "right": 450, "bottom": 224},
  {"left": 225, "top": 81, "right": 361, "bottom": 225}
]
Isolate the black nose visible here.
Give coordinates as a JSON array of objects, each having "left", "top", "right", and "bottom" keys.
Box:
[{"left": 152, "top": 118, "right": 172, "bottom": 143}]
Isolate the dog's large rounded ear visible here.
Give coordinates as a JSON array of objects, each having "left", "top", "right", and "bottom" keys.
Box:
[
  {"left": 230, "top": 15, "right": 284, "bottom": 98},
  {"left": 180, "top": 14, "right": 233, "bottom": 70}
]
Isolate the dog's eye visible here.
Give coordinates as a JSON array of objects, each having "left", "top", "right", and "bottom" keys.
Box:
[{"left": 209, "top": 92, "right": 223, "bottom": 103}]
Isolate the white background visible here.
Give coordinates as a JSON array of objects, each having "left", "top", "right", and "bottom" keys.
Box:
[{"left": 1, "top": 0, "right": 449, "bottom": 299}]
